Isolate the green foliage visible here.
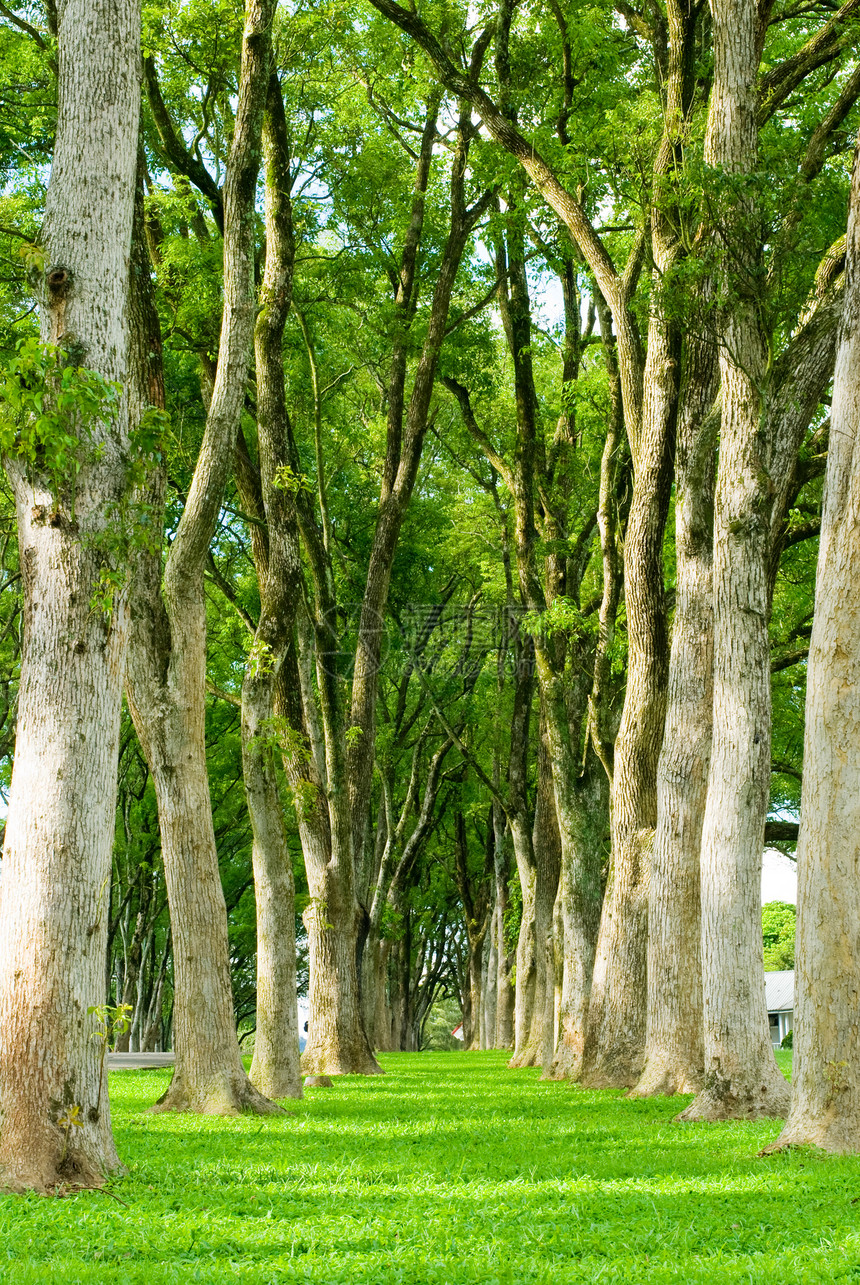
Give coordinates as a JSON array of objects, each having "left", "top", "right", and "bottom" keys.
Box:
[
  {"left": 0, "top": 338, "right": 120, "bottom": 501},
  {"left": 86, "top": 1003, "right": 134, "bottom": 1135},
  {"left": 503, "top": 875, "right": 523, "bottom": 957},
  {"left": 762, "top": 900, "right": 796, "bottom": 971},
  {"left": 246, "top": 638, "right": 275, "bottom": 679},
  {"left": 271, "top": 463, "right": 313, "bottom": 495},
  {"left": 88, "top": 1002, "right": 134, "bottom": 1050},
  {"left": 523, "top": 594, "right": 596, "bottom": 642},
  {"left": 420, "top": 995, "right": 463, "bottom": 1051},
  {"left": 378, "top": 899, "right": 403, "bottom": 942},
  {"left": 0, "top": 340, "right": 164, "bottom": 617},
  {"left": 781, "top": 1028, "right": 793, "bottom": 1049}
]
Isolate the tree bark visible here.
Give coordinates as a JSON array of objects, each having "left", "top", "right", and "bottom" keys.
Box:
[
  {"left": 0, "top": 0, "right": 140, "bottom": 1193},
  {"left": 678, "top": 0, "right": 790, "bottom": 1121},
  {"left": 631, "top": 363, "right": 716, "bottom": 1097},
  {"left": 504, "top": 635, "right": 540, "bottom": 1068},
  {"left": 509, "top": 816, "right": 539, "bottom": 1063},
  {"left": 511, "top": 711, "right": 561, "bottom": 1068},
  {"left": 492, "top": 804, "right": 516, "bottom": 1049},
  {"left": 302, "top": 893, "right": 381, "bottom": 1074},
  {"left": 482, "top": 888, "right": 499, "bottom": 1049},
  {"left": 358, "top": 733, "right": 452, "bottom": 1049},
  {"left": 274, "top": 648, "right": 382, "bottom": 1077},
  {"left": 243, "top": 672, "right": 302, "bottom": 1099},
  {"left": 241, "top": 73, "right": 302, "bottom": 1102},
  {"left": 768, "top": 134, "right": 860, "bottom": 1153},
  {"left": 126, "top": 0, "right": 282, "bottom": 1116},
  {"left": 580, "top": 332, "right": 675, "bottom": 1086},
  {"left": 115, "top": 872, "right": 153, "bottom": 1054},
  {"left": 454, "top": 811, "right": 492, "bottom": 1052},
  {"left": 546, "top": 743, "right": 607, "bottom": 1081}
]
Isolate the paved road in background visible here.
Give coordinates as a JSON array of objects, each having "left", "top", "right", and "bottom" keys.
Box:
[{"left": 107, "top": 1052, "right": 175, "bottom": 1071}]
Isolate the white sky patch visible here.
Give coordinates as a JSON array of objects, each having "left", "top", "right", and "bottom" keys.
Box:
[{"left": 762, "top": 847, "right": 797, "bottom": 906}]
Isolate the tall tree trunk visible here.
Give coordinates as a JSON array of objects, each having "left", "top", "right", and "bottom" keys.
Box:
[
  {"left": 243, "top": 669, "right": 301, "bottom": 1098},
  {"left": 493, "top": 805, "right": 516, "bottom": 1048},
  {"left": 678, "top": 0, "right": 790, "bottom": 1121},
  {"left": 511, "top": 720, "right": 561, "bottom": 1066},
  {"left": 631, "top": 344, "right": 717, "bottom": 1098},
  {"left": 580, "top": 149, "right": 681, "bottom": 1091},
  {"left": 142, "top": 931, "right": 171, "bottom": 1052},
  {"left": 769, "top": 135, "right": 860, "bottom": 1153},
  {"left": 357, "top": 736, "right": 452, "bottom": 1050},
  {"left": 303, "top": 892, "right": 381, "bottom": 1073},
  {"left": 126, "top": 0, "right": 282, "bottom": 1115},
  {"left": 481, "top": 868, "right": 499, "bottom": 1049},
  {"left": 115, "top": 875, "right": 153, "bottom": 1054},
  {"left": 540, "top": 294, "right": 618, "bottom": 1084},
  {"left": 454, "top": 810, "right": 492, "bottom": 1052},
  {"left": 0, "top": 0, "right": 140, "bottom": 1194},
  {"left": 501, "top": 643, "right": 537, "bottom": 1064},
  {"left": 546, "top": 744, "right": 607, "bottom": 1081},
  {"left": 617, "top": 0, "right": 714, "bottom": 1100},
  {"left": 241, "top": 74, "right": 302, "bottom": 1102},
  {"left": 466, "top": 941, "right": 485, "bottom": 1049},
  {"left": 509, "top": 816, "right": 538, "bottom": 1063},
  {"left": 133, "top": 604, "right": 276, "bottom": 1113},
  {"left": 580, "top": 358, "right": 674, "bottom": 1086},
  {"left": 275, "top": 649, "right": 382, "bottom": 1078}
]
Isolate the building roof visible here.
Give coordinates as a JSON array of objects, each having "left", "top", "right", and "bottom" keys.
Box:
[{"left": 765, "top": 970, "right": 794, "bottom": 1013}]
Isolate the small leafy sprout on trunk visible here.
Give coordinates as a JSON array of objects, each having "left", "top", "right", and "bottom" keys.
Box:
[{"left": 87, "top": 1003, "right": 133, "bottom": 1122}]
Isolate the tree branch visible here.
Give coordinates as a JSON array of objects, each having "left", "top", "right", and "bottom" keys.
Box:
[{"left": 143, "top": 55, "right": 225, "bottom": 233}]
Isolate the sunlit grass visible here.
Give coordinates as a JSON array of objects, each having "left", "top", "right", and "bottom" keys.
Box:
[{"left": 2, "top": 1049, "right": 858, "bottom": 1283}]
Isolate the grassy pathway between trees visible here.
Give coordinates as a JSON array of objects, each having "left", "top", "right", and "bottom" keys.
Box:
[{"left": 2, "top": 1050, "right": 859, "bottom": 1283}]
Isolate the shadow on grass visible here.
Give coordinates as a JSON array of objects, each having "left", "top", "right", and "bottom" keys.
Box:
[{"left": 3, "top": 1050, "right": 859, "bottom": 1285}]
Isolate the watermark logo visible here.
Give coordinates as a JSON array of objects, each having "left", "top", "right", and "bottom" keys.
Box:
[{"left": 314, "top": 603, "right": 535, "bottom": 678}]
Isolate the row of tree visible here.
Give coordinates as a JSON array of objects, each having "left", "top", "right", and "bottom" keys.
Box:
[{"left": 0, "top": 0, "right": 857, "bottom": 1191}]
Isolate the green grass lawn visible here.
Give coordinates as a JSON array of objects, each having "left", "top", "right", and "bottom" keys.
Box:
[{"left": 2, "top": 1048, "right": 859, "bottom": 1283}]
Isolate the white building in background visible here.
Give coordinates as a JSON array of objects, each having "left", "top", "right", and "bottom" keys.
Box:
[
  {"left": 765, "top": 970, "right": 794, "bottom": 1047},
  {"left": 298, "top": 997, "right": 310, "bottom": 1052}
]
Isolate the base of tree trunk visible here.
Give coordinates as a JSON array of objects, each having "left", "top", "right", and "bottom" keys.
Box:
[
  {"left": 300, "top": 1043, "right": 384, "bottom": 1077},
  {"left": 542, "top": 1062, "right": 580, "bottom": 1082},
  {"left": 0, "top": 1108, "right": 125, "bottom": 1193},
  {"left": 303, "top": 907, "right": 385, "bottom": 1076},
  {"left": 507, "top": 1046, "right": 540, "bottom": 1069},
  {"left": 250, "top": 1063, "right": 303, "bottom": 1100},
  {"left": 150, "top": 1067, "right": 285, "bottom": 1115},
  {"left": 0, "top": 1148, "right": 123, "bottom": 1196},
  {"left": 250, "top": 1038, "right": 303, "bottom": 1100},
  {"left": 675, "top": 1066, "right": 789, "bottom": 1122},
  {"left": 763, "top": 1114, "right": 860, "bottom": 1155},
  {"left": 580, "top": 1044, "right": 642, "bottom": 1090},
  {"left": 628, "top": 1054, "right": 703, "bottom": 1098},
  {"left": 544, "top": 1042, "right": 583, "bottom": 1082}
]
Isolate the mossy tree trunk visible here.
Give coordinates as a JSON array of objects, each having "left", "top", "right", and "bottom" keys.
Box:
[
  {"left": 0, "top": 0, "right": 140, "bottom": 1194},
  {"left": 126, "top": 0, "right": 282, "bottom": 1117}
]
